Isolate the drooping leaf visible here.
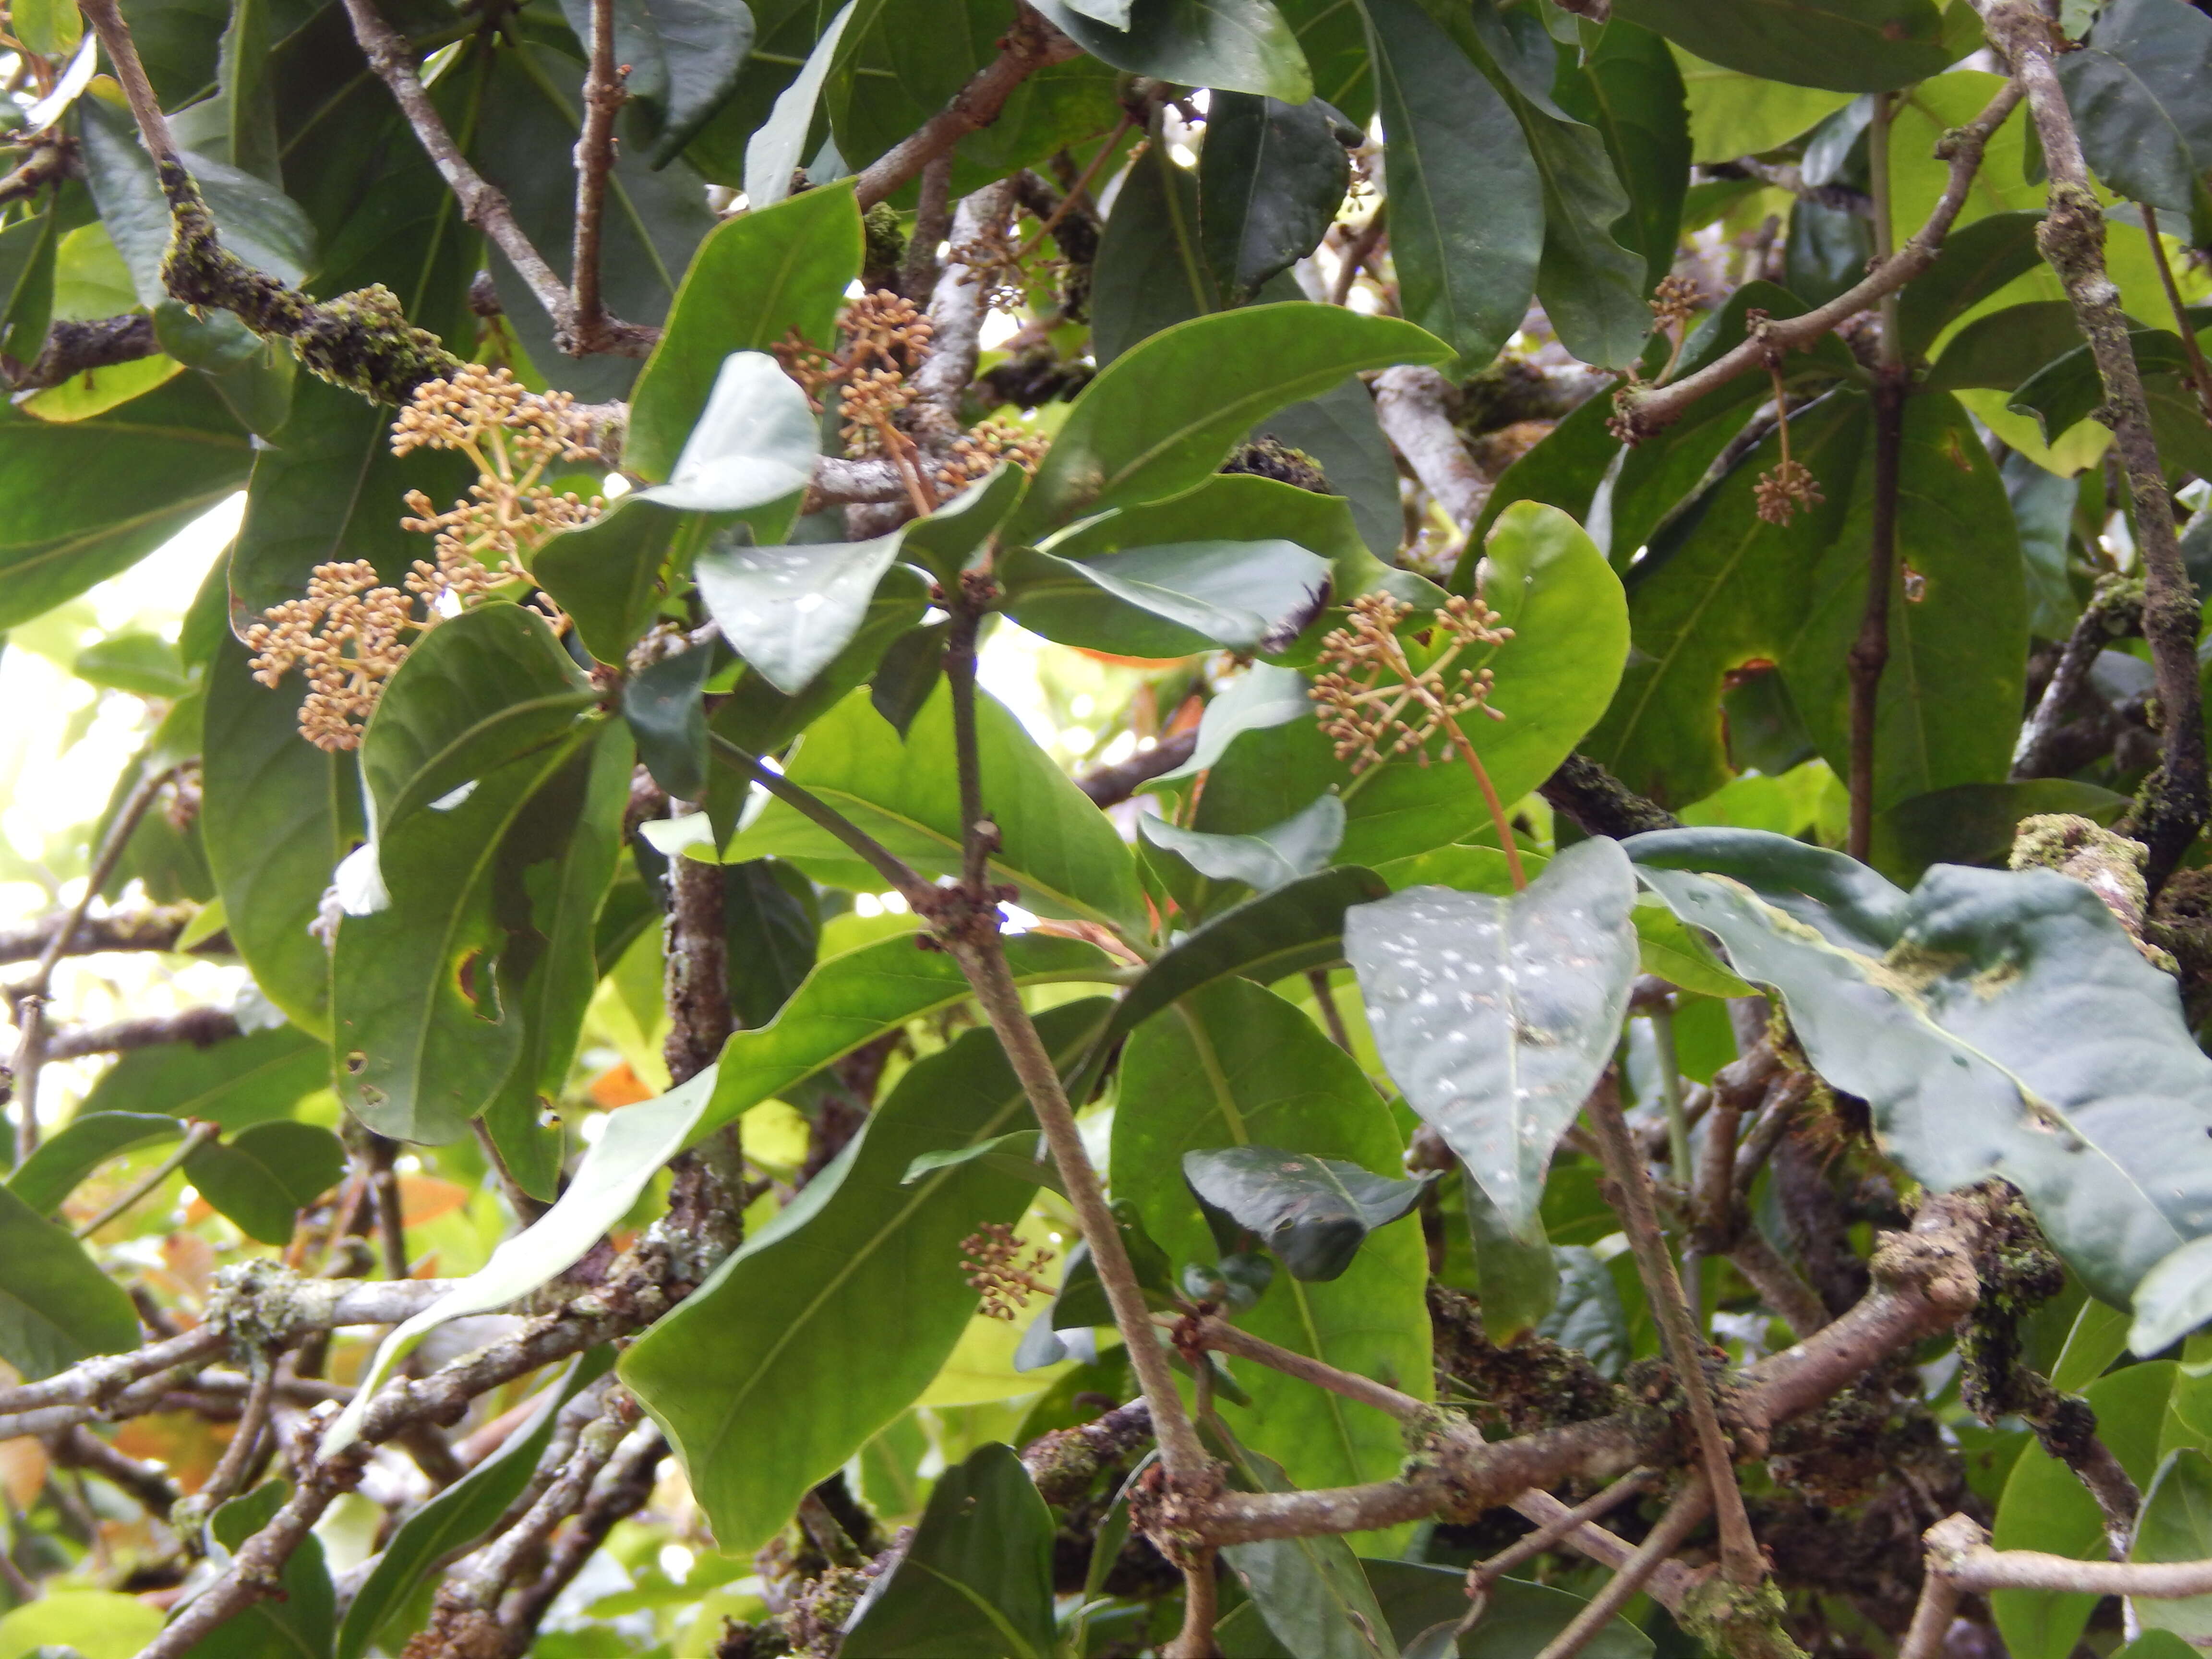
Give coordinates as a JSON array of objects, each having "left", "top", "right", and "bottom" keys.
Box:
[
  {"left": 336, "top": 1351, "right": 614, "bottom": 1659},
  {"left": 1611, "top": 0, "right": 1952, "bottom": 94},
  {"left": 1631, "top": 828, "right": 2212, "bottom": 1306},
  {"left": 999, "top": 537, "right": 1334, "bottom": 657},
  {"left": 633, "top": 351, "right": 820, "bottom": 515},
  {"left": 723, "top": 685, "right": 1149, "bottom": 935},
  {"left": 1464, "top": 1175, "right": 1558, "bottom": 1344},
  {"left": 1346, "top": 837, "right": 1640, "bottom": 1240},
  {"left": 1554, "top": 19, "right": 1691, "bottom": 296},
  {"left": 623, "top": 645, "right": 718, "bottom": 799},
  {"left": 1359, "top": 0, "right": 1542, "bottom": 374},
  {"left": 6, "top": 1113, "right": 183, "bottom": 1216},
  {"left": 744, "top": 0, "right": 859, "bottom": 207},
  {"left": 622, "top": 1002, "right": 1108, "bottom": 1553},
  {"left": 323, "top": 1064, "right": 721, "bottom": 1454},
  {"left": 1009, "top": 303, "right": 1450, "bottom": 538},
  {"left": 696, "top": 529, "right": 906, "bottom": 696},
  {"left": 709, "top": 563, "right": 930, "bottom": 760},
  {"left": 1091, "top": 130, "right": 1218, "bottom": 365},
  {"left": 724, "top": 858, "right": 823, "bottom": 1029},
  {"left": 0, "top": 1181, "right": 141, "bottom": 1381},
  {"left": 903, "top": 1129, "right": 1065, "bottom": 1195},
  {"left": 1140, "top": 791, "right": 1346, "bottom": 896},
  {"left": 1255, "top": 375, "right": 1406, "bottom": 561},
  {"left": 899, "top": 464, "right": 1028, "bottom": 586},
  {"left": 1212, "top": 1425, "right": 1401, "bottom": 1659},
  {"left": 535, "top": 499, "right": 733, "bottom": 666},
  {"left": 1199, "top": 92, "right": 1355, "bottom": 301},
  {"left": 1185, "top": 1146, "right": 1430, "bottom": 1281},
  {"left": 625, "top": 183, "right": 862, "bottom": 481},
  {"left": 1033, "top": 0, "right": 1315, "bottom": 102},
  {"left": 1118, "top": 978, "right": 1432, "bottom": 1498},
  {"left": 1870, "top": 780, "right": 2130, "bottom": 887},
  {"left": 840, "top": 1443, "right": 1058, "bottom": 1659},
  {"left": 183, "top": 1120, "right": 347, "bottom": 1245},
  {"left": 76, "top": 1023, "right": 327, "bottom": 1133}
]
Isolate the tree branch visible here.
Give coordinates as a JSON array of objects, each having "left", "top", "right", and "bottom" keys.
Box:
[
  {"left": 1375, "top": 365, "right": 1489, "bottom": 528},
  {"left": 1616, "top": 82, "right": 2021, "bottom": 439},
  {"left": 9, "top": 313, "right": 160, "bottom": 393},
  {"left": 2013, "top": 574, "right": 2142, "bottom": 778},
  {"left": 1535, "top": 1478, "right": 1713, "bottom": 1659},
  {"left": 1922, "top": 1509, "right": 2212, "bottom": 1598},
  {"left": 570, "top": 0, "right": 624, "bottom": 347},
  {"left": 849, "top": 5, "right": 1082, "bottom": 210},
  {"left": 1539, "top": 753, "right": 1682, "bottom": 838},
  {"left": 1077, "top": 729, "right": 1198, "bottom": 807},
  {"left": 0, "top": 905, "right": 204, "bottom": 966},
  {"left": 43, "top": 1004, "right": 241, "bottom": 1060}
]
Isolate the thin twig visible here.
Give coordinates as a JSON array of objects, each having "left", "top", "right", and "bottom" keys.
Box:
[
  {"left": 193, "top": 1360, "right": 276, "bottom": 1515},
  {"left": 1306, "top": 969, "right": 1355, "bottom": 1052},
  {"left": 1617, "top": 82, "right": 2021, "bottom": 437},
  {"left": 1534, "top": 1477, "right": 1713, "bottom": 1659},
  {"left": 0, "top": 905, "right": 199, "bottom": 966},
  {"left": 1583, "top": 1074, "right": 1763, "bottom": 1585},
  {"left": 363, "top": 1131, "right": 410, "bottom": 1280},
  {"left": 1179, "top": 1314, "right": 1425, "bottom": 1420},
  {"left": 1977, "top": 0, "right": 2205, "bottom": 887},
  {"left": 2013, "top": 574, "right": 2143, "bottom": 777},
  {"left": 1847, "top": 373, "right": 1906, "bottom": 860},
  {"left": 43, "top": 1005, "right": 241, "bottom": 1061},
  {"left": 570, "top": 0, "right": 625, "bottom": 344},
  {"left": 1014, "top": 115, "right": 1130, "bottom": 264},
  {"left": 74, "top": 1121, "right": 216, "bottom": 1239},
  {"left": 2141, "top": 204, "right": 2212, "bottom": 424},
  {"left": 1329, "top": 209, "right": 1388, "bottom": 307},
  {"left": 1477, "top": 1468, "right": 1653, "bottom": 1585}
]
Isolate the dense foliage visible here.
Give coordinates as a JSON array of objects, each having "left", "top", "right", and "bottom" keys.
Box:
[{"left": 18, "top": 0, "right": 2212, "bottom": 1656}]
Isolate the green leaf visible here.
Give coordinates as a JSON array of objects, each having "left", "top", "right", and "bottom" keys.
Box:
[
  {"left": 535, "top": 498, "right": 732, "bottom": 666},
  {"left": 77, "top": 1024, "right": 329, "bottom": 1133},
  {"left": 1555, "top": 19, "right": 1691, "bottom": 296},
  {"left": 744, "top": 0, "right": 858, "bottom": 207},
  {"left": 1256, "top": 375, "right": 1406, "bottom": 562},
  {"left": 1199, "top": 93, "right": 1355, "bottom": 301},
  {"left": 634, "top": 351, "right": 819, "bottom": 515},
  {"left": 1050, "top": 1198, "right": 1181, "bottom": 1329},
  {"left": 1632, "top": 892, "right": 1755, "bottom": 997},
  {"left": 184, "top": 1478, "right": 335, "bottom": 1659},
  {"left": 324, "top": 1064, "right": 721, "bottom": 1454},
  {"left": 1536, "top": 1243, "right": 1630, "bottom": 1378},
  {"left": 999, "top": 537, "right": 1334, "bottom": 657},
  {"left": 903, "top": 1129, "right": 1065, "bottom": 1195},
  {"left": 1157, "top": 661, "right": 1314, "bottom": 781},
  {"left": 7, "top": 1113, "right": 183, "bottom": 1216},
  {"left": 1870, "top": 780, "right": 2130, "bottom": 887},
  {"left": 623, "top": 1001, "right": 1108, "bottom": 1553},
  {"left": 840, "top": 1442, "right": 1058, "bottom": 1659},
  {"left": 725, "top": 859, "right": 823, "bottom": 1028},
  {"left": 1611, "top": 0, "right": 1951, "bottom": 94},
  {"left": 1673, "top": 48, "right": 1853, "bottom": 161},
  {"left": 555, "top": 0, "right": 756, "bottom": 168},
  {"left": 2134, "top": 1236, "right": 2212, "bottom": 1355},
  {"left": 694, "top": 930, "right": 1108, "bottom": 1140},
  {"left": 337, "top": 1352, "right": 613, "bottom": 1659},
  {"left": 0, "top": 1180, "right": 140, "bottom": 1380},
  {"left": 360, "top": 603, "right": 596, "bottom": 841},
  {"left": 2132, "top": 1448, "right": 2212, "bottom": 1639},
  {"left": 333, "top": 730, "right": 592, "bottom": 1143},
  {"left": 1185, "top": 1145, "right": 1430, "bottom": 1281},
  {"left": 73, "top": 631, "right": 187, "bottom": 697},
  {"left": 184, "top": 1120, "right": 347, "bottom": 1245},
  {"left": 1631, "top": 829, "right": 2212, "bottom": 1306},
  {"left": 0, "top": 376, "right": 250, "bottom": 632},
  {"left": 900, "top": 464, "right": 1028, "bottom": 586},
  {"left": 1212, "top": 1425, "right": 1401, "bottom": 1659},
  {"left": 202, "top": 632, "right": 366, "bottom": 1037},
  {"left": 2053, "top": 1296, "right": 2133, "bottom": 1392},
  {"left": 626, "top": 183, "right": 862, "bottom": 481},
  {"left": 1360, "top": 0, "right": 1542, "bottom": 374},
  {"left": 2055, "top": 0, "right": 2212, "bottom": 218},
  {"left": 1993, "top": 1361, "right": 2174, "bottom": 1659},
  {"left": 709, "top": 563, "right": 929, "bottom": 758},
  {"left": 623, "top": 645, "right": 717, "bottom": 799},
  {"left": 0, "top": 1594, "right": 164, "bottom": 1659},
  {"left": 697, "top": 528, "right": 906, "bottom": 696},
  {"left": 1034, "top": 0, "right": 1314, "bottom": 101},
  {"left": 1465, "top": 1176, "right": 1557, "bottom": 1344},
  {"left": 1361, "top": 1560, "right": 1653, "bottom": 1659},
  {"left": 1091, "top": 132, "right": 1219, "bottom": 365},
  {"left": 724, "top": 685, "right": 1148, "bottom": 935},
  {"left": 1009, "top": 302, "right": 1450, "bottom": 539},
  {"left": 2011, "top": 326, "right": 2196, "bottom": 444},
  {"left": 1346, "top": 838, "right": 1640, "bottom": 1239},
  {"left": 1118, "top": 978, "right": 1432, "bottom": 1498},
  {"left": 1140, "top": 791, "right": 1346, "bottom": 895},
  {"left": 1897, "top": 211, "right": 2046, "bottom": 361}
]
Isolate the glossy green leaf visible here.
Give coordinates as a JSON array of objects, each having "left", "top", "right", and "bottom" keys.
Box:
[
  {"left": 1360, "top": 0, "right": 1542, "bottom": 374},
  {"left": 77, "top": 1024, "right": 328, "bottom": 1134},
  {"left": 903, "top": 1129, "right": 1065, "bottom": 1195},
  {"left": 1050, "top": 1198, "right": 1181, "bottom": 1330},
  {"left": 1010, "top": 303, "right": 1450, "bottom": 538},
  {"left": 183, "top": 1478, "right": 334, "bottom": 1659},
  {"left": 697, "top": 528, "right": 905, "bottom": 696},
  {"left": 555, "top": 0, "right": 755, "bottom": 168},
  {"left": 2055, "top": 0, "right": 2212, "bottom": 217},
  {"left": 1536, "top": 1243, "right": 1631, "bottom": 1378},
  {"left": 1556, "top": 19, "right": 1691, "bottom": 295},
  {"left": 536, "top": 498, "right": 732, "bottom": 667},
  {"left": 708, "top": 561, "right": 927, "bottom": 765},
  {"left": 635, "top": 351, "right": 819, "bottom": 515},
  {"left": 870, "top": 620, "right": 950, "bottom": 738},
  {"left": 184, "top": 1120, "right": 347, "bottom": 1245},
  {"left": 0, "top": 1180, "right": 140, "bottom": 1380},
  {"left": 7, "top": 1113, "right": 182, "bottom": 1216},
  {"left": 1034, "top": 0, "right": 1314, "bottom": 101},
  {"left": 724, "top": 685, "right": 1147, "bottom": 934},
  {"left": 337, "top": 1352, "right": 613, "bottom": 1659},
  {"left": 695, "top": 930, "right": 1106, "bottom": 1139},
  {"left": 1212, "top": 1425, "right": 1400, "bottom": 1659},
  {"left": 2012, "top": 327, "right": 2195, "bottom": 445},
  {"left": 1993, "top": 1361, "right": 2174, "bottom": 1659},
  {"left": 1611, "top": 0, "right": 1951, "bottom": 93},
  {"left": 1346, "top": 838, "right": 1640, "bottom": 1239},
  {"left": 1897, "top": 211, "right": 2046, "bottom": 361},
  {"left": 626, "top": 183, "right": 862, "bottom": 481},
  {"left": 900, "top": 465, "right": 1027, "bottom": 586},
  {"left": 1255, "top": 375, "right": 1405, "bottom": 561},
  {"left": 73, "top": 631, "right": 187, "bottom": 698},
  {"left": 1141, "top": 791, "right": 1346, "bottom": 895},
  {"left": 1362, "top": 1560, "right": 1652, "bottom": 1659},
  {"left": 333, "top": 730, "right": 590, "bottom": 1144},
  {"left": 1091, "top": 130, "right": 1217, "bottom": 364},
  {"left": 2131, "top": 1448, "right": 2212, "bottom": 1639},
  {"left": 1674, "top": 48, "right": 1853, "bottom": 160},
  {"left": 323, "top": 1064, "right": 720, "bottom": 1454},
  {"left": 744, "top": 0, "right": 858, "bottom": 207},
  {"left": 1465, "top": 1175, "right": 1557, "bottom": 1344},
  {"left": 2053, "top": 1296, "right": 2133, "bottom": 1392},
  {"left": 1631, "top": 829, "right": 2212, "bottom": 1306},
  {"left": 359, "top": 603, "right": 596, "bottom": 841},
  {"left": 1185, "top": 1145, "right": 1430, "bottom": 1281},
  {"left": 1000, "top": 537, "right": 1334, "bottom": 657},
  {"left": 1200, "top": 93, "right": 1355, "bottom": 301},
  {"left": 1925, "top": 301, "right": 2090, "bottom": 397},
  {"left": 623, "top": 644, "right": 716, "bottom": 799},
  {"left": 202, "top": 632, "right": 365, "bottom": 1037},
  {"left": 1118, "top": 978, "right": 1432, "bottom": 1497},
  {"left": 724, "top": 859, "right": 822, "bottom": 1030},
  {"left": 840, "top": 1442, "right": 1058, "bottom": 1659},
  {"left": 624, "top": 1001, "right": 1107, "bottom": 1552}
]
